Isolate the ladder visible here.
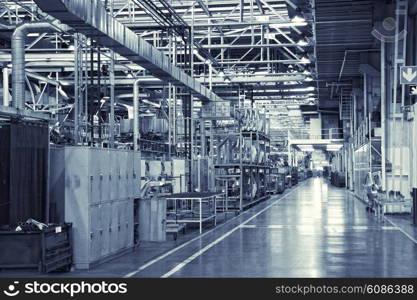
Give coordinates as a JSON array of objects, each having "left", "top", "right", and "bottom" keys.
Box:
[{"left": 339, "top": 90, "right": 352, "bottom": 121}]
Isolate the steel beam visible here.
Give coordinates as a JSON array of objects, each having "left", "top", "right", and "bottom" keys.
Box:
[{"left": 33, "top": 0, "right": 223, "bottom": 102}]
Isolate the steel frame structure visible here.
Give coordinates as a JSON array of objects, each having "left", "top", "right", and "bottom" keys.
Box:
[{"left": 0, "top": 0, "right": 316, "bottom": 194}]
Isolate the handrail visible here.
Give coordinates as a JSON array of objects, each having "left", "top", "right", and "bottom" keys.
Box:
[{"left": 271, "top": 128, "right": 344, "bottom": 140}]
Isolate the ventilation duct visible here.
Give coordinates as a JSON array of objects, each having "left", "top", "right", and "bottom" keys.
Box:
[{"left": 12, "top": 22, "right": 58, "bottom": 109}]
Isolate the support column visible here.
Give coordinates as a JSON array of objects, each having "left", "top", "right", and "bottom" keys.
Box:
[
  {"left": 381, "top": 41, "right": 386, "bottom": 191},
  {"left": 109, "top": 50, "right": 115, "bottom": 147},
  {"left": 74, "top": 35, "right": 79, "bottom": 144}
]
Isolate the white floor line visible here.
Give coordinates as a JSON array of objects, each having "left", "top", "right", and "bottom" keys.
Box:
[
  {"left": 160, "top": 185, "right": 302, "bottom": 278},
  {"left": 348, "top": 191, "right": 417, "bottom": 245},
  {"left": 240, "top": 224, "right": 398, "bottom": 230},
  {"left": 123, "top": 212, "right": 248, "bottom": 278},
  {"left": 383, "top": 217, "right": 417, "bottom": 245},
  {"left": 123, "top": 187, "right": 295, "bottom": 278}
]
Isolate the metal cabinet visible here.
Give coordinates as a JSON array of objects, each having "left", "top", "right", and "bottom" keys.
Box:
[
  {"left": 126, "top": 200, "right": 134, "bottom": 247},
  {"left": 110, "top": 150, "right": 120, "bottom": 201},
  {"left": 149, "top": 160, "right": 162, "bottom": 178},
  {"left": 172, "top": 159, "right": 186, "bottom": 193},
  {"left": 139, "top": 197, "right": 167, "bottom": 242},
  {"left": 101, "top": 150, "right": 110, "bottom": 203},
  {"left": 50, "top": 146, "right": 139, "bottom": 269},
  {"left": 100, "top": 202, "right": 111, "bottom": 257},
  {"left": 89, "top": 204, "right": 102, "bottom": 263},
  {"left": 118, "top": 201, "right": 128, "bottom": 249},
  {"left": 133, "top": 152, "right": 141, "bottom": 197},
  {"left": 164, "top": 161, "right": 172, "bottom": 177},
  {"left": 119, "top": 151, "right": 128, "bottom": 199},
  {"left": 110, "top": 201, "right": 119, "bottom": 254}
]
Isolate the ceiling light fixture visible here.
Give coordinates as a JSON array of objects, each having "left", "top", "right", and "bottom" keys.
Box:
[
  {"left": 270, "top": 22, "right": 307, "bottom": 28},
  {"left": 298, "top": 145, "right": 314, "bottom": 152},
  {"left": 265, "top": 33, "right": 277, "bottom": 39},
  {"left": 326, "top": 144, "right": 343, "bottom": 151},
  {"left": 297, "top": 39, "right": 308, "bottom": 46},
  {"left": 142, "top": 99, "right": 161, "bottom": 108},
  {"left": 292, "top": 15, "right": 306, "bottom": 24},
  {"left": 291, "top": 86, "right": 315, "bottom": 92}
]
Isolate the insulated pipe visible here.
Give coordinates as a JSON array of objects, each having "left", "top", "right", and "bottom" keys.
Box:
[
  {"left": 2, "top": 67, "right": 9, "bottom": 106},
  {"left": 12, "top": 22, "right": 57, "bottom": 109},
  {"left": 133, "top": 79, "right": 141, "bottom": 151}
]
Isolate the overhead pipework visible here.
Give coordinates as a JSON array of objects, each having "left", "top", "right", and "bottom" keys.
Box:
[
  {"left": 33, "top": 0, "right": 224, "bottom": 103},
  {"left": 133, "top": 78, "right": 141, "bottom": 152},
  {"left": 11, "top": 22, "right": 59, "bottom": 110}
]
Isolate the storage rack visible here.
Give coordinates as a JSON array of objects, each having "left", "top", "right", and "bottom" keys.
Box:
[
  {"left": 203, "top": 105, "right": 271, "bottom": 212},
  {"left": 268, "top": 168, "right": 286, "bottom": 194},
  {"left": 353, "top": 118, "right": 382, "bottom": 202}
]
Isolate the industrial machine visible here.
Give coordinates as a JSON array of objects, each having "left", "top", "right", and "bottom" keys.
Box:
[
  {"left": 269, "top": 169, "right": 286, "bottom": 194},
  {"left": 211, "top": 106, "right": 271, "bottom": 211},
  {"left": 291, "top": 167, "right": 299, "bottom": 186}
]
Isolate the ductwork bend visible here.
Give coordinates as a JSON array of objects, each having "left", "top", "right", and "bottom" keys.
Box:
[{"left": 12, "top": 22, "right": 57, "bottom": 109}]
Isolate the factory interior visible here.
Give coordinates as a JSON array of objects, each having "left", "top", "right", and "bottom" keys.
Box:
[{"left": 1, "top": 0, "right": 417, "bottom": 279}]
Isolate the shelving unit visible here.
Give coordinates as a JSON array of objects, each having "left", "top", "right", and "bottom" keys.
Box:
[
  {"left": 206, "top": 106, "right": 271, "bottom": 212},
  {"left": 268, "top": 168, "right": 286, "bottom": 194},
  {"left": 353, "top": 120, "right": 382, "bottom": 203}
]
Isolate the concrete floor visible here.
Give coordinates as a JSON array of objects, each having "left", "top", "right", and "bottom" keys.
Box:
[{"left": 2, "top": 177, "right": 417, "bottom": 278}]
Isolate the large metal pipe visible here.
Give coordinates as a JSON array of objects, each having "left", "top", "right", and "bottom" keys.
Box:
[
  {"left": 12, "top": 22, "right": 57, "bottom": 109},
  {"left": 2, "top": 67, "right": 9, "bottom": 106},
  {"left": 133, "top": 79, "right": 141, "bottom": 151}
]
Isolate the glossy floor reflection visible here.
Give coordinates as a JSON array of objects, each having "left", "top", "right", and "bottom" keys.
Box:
[
  {"left": 2, "top": 178, "right": 417, "bottom": 278},
  {"left": 158, "top": 178, "right": 417, "bottom": 277}
]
